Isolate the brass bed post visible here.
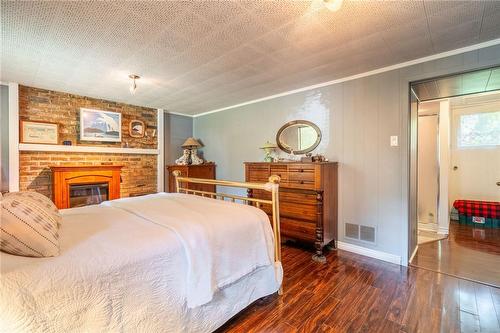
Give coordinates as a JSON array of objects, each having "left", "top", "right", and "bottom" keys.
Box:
[
  {"left": 268, "top": 175, "right": 282, "bottom": 295},
  {"left": 172, "top": 170, "right": 181, "bottom": 193}
]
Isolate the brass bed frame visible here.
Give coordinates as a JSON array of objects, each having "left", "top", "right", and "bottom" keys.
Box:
[{"left": 172, "top": 170, "right": 283, "bottom": 295}]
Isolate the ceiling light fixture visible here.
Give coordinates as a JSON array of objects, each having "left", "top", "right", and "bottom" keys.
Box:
[
  {"left": 323, "top": 0, "right": 343, "bottom": 12},
  {"left": 128, "top": 74, "right": 140, "bottom": 95}
]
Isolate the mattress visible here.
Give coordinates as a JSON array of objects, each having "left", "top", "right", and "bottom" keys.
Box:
[{"left": 0, "top": 194, "right": 282, "bottom": 332}]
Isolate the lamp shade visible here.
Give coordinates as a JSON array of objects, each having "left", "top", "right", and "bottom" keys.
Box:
[
  {"left": 182, "top": 137, "right": 201, "bottom": 148},
  {"left": 259, "top": 141, "right": 277, "bottom": 150}
]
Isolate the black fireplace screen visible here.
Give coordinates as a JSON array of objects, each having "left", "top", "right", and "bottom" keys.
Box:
[{"left": 69, "top": 183, "right": 109, "bottom": 208}]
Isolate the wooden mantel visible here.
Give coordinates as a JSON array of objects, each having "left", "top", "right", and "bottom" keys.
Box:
[{"left": 50, "top": 165, "right": 123, "bottom": 209}]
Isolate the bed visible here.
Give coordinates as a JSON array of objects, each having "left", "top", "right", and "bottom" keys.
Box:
[{"left": 0, "top": 175, "right": 283, "bottom": 332}]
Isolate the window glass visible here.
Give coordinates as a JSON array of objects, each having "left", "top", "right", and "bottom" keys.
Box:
[{"left": 458, "top": 111, "right": 500, "bottom": 148}]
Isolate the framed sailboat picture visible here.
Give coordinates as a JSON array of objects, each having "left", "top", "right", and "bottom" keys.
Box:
[{"left": 79, "top": 108, "right": 122, "bottom": 142}]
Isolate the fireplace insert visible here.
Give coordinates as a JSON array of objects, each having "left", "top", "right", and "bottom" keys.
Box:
[{"left": 69, "top": 183, "right": 109, "bottom": 208}]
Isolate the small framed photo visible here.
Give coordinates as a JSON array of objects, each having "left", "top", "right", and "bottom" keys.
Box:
[
  {"left": 20, "top": 120, "right": 59, "bottom": 144},
  {"left": 129, "top": 120, "right": 145, "bottom": 138},
  {"left": 80, "top": 108, "right": 122, "bottom": 142}
]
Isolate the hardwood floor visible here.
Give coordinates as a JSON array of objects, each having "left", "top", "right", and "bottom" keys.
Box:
[
  {"left": 216, "top": 244, "right": 500, "bottom": 333},
  {"left": 412, "top": 221, "right": 500, "bottom": 287}
]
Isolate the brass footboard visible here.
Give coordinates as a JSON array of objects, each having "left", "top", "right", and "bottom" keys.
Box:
[{"left": 172, "top": 170, "right": 283, "bottom": 295}]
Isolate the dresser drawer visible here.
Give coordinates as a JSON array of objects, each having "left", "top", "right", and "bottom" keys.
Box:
[
  {"left": 248, "top": 171, "right": 270, "bottom": 182},
  {"left": 280, "top": 190, "right": 317, "bottom": 205},
  {"left": 280, "top": 201, "right": 317, "bottom": 222},
  {"left": 288, "top": 171, "right": 315, "bottom": 182},
  {"left": 287, "top": 180, "right": 315, "bottom": 190},
  {"left": 280, "top": 217, "right": 316, "bottom": 241},
  {"left": 288, "top": 164, "right": 315, "bottom": 174},
  {"left": 270, "top": 165, "right": 288, "bottom": 181}
]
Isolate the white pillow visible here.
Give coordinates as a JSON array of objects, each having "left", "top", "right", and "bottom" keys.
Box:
[{"left": 1, "top": 191, "right": 60, "bottom": 257}]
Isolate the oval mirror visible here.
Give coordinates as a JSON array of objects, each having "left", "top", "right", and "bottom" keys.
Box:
[{"left": 276, "top": 120, "right": 321, "bottom": 155}]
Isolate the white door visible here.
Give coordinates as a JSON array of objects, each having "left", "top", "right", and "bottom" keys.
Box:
[{"left": 450, "top": 108, "right": 500, "bottom": 203}]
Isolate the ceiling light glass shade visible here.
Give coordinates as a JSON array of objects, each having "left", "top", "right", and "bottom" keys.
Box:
[
  {"left": 128, "top": 74, "right": 140, "bottom": 95},
  {"left": 129, "top": 81, "right": 137, "bottom": 95},
  {"left": 323, "top": 0, "right": 343, "bottom": 11}
]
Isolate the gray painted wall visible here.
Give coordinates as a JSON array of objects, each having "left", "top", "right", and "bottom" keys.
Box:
[
  {"left": 0, "top": 85, "right": 9, "bottom": 192},
  {"left": 164, "top": 113, "right": 193, "bottom": 189},
  {"left": 194, "top": 44, "right": 500, "bottom": 263}
]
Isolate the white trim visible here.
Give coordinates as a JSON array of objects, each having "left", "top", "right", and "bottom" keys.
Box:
[
  {"left": 193, "top": 38, "right": 500, "bottom": 118},
  {"left": 8, "top": 83, "right": 19, "bottom": 192},
  {"left": 438, "top": 226, "right": 449, "bottom": 235},
  {"left": 438, "top": 100, "right": 451, "bottom": 237},
  {"left": 157, "top": 109, "right": 165, "bottom": 192},
  {"left": 164, "top": 110, "right": 194, "bottom": 118},
  {"left": 418, "top": 222, "right": 438, "bottom": 232},
  {"left": 409, "top": 245, "right": 419, "bottom": 264},
  {"left": 19, "top": 143, "right": 159, "bottom": 155},
  {"left": 337, "top": 241, "right": 402, "bottom": 265}
]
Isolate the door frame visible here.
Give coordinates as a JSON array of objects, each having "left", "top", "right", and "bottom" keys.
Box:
[{"left": 407, "top": 65, "right": 500, "bottom": 264}]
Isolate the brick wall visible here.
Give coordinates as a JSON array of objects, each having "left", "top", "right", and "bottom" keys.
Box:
[
  {"left": 19, "top": 152, "right": 157, "bottom": 198},
  {"left": 19, "top": 86, "right": 158, "bottom": 198}
]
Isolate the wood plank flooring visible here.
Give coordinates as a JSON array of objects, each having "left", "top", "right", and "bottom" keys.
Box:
[
  {"left": 216, "top": 244, "right": 500, "bottom": 333},
  {"left": 412, "top": 221, "right": 500, "bottom": 287}
]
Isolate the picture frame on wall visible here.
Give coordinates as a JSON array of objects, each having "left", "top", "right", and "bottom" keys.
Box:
[
  {"left": 129, "top": 119, "right": 145, "bottom": 138},
  {"left": 20, "top": 120, "right": 59, "bottom": 144},
  {"left": 80, "top": 108, "right": 122, "bottom": 142}
]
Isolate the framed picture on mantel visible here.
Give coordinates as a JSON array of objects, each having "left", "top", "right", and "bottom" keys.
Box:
[{"left": 20, "top": 120, "right": 59, "bottom": 144}]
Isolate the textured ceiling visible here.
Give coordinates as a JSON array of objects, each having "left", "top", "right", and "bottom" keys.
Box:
[{"left": 2, "top": 0, "right": 500, "bottom": 115}]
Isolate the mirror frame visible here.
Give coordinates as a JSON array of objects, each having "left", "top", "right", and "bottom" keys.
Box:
[{"left": 276, "top": 120, "right": 322, "bottom": 155}]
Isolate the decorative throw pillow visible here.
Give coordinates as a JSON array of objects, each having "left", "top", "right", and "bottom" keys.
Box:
[
  {"left": 1, "top": 192, "right": 60, "bottom": 257},
  {"left": 5, "top": 191, "right": 60, "bottom": 216}
]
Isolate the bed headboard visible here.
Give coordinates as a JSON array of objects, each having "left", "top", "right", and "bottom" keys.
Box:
[{"left": 172, "top": 170, "right": 283, "bottom": 295}]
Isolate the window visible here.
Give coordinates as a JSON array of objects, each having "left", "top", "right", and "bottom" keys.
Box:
[{"left": 458, "top": 111, "right": 500, "bottom": 148}]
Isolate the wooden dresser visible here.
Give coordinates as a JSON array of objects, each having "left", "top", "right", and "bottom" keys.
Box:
[
  {"left": 166, "top": 163, "right": 216, "bottom": 193},
  {"left": 245, "top": 161, "right": 338, "bottom": 262}
]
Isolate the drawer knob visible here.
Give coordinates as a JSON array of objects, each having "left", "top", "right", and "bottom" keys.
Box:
[{"left": 300, "top": 180, "right": 304, "bottom": 184}]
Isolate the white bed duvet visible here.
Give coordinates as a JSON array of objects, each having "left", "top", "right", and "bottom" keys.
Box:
[{"left": 0, "top": 193, "right": 282, "bottom": 333}]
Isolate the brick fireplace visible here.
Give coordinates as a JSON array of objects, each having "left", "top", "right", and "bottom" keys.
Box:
[
  {"left": 51, "top": 165, "right": 123, "bottom": 209},
  {"left": 18, "top": 85, "right": 158, "bottom": 200}
]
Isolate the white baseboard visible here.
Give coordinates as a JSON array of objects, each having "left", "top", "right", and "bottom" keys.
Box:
[
  {"left": 337, "top": 241, "right": 401, "bottom": 265},
  {"left": 438, "top": 226, "right": 449, "bottom": 235},
  {"left": 418, "top": 222, "right": 438, "bottom": 232}
]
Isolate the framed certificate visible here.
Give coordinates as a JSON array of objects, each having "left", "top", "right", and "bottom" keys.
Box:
[{"left": 20, "top": 120, "right": 59, "bottom": 144}]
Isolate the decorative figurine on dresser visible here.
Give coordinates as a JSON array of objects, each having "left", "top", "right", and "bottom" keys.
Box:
[
  {"left": 245, "top": 120, "right": 338, "bottom": 263},
  {"left": 167, "top": 137, "right": 216, "bottom": 194},
  {"left": 175, "top": 137, "right": 204, "bottom": 165}
]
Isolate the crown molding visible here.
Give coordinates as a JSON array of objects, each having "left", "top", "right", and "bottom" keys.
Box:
[
  {"left": 164, "top": 110, "right": 194, "bottom": 118},
  {"left": 193, "top": 38, "right": 500, "bottom": 118}
]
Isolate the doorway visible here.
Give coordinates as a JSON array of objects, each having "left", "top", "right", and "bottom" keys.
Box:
[{"left": 409, "top": 66, "right": 500, "bottom": 287}]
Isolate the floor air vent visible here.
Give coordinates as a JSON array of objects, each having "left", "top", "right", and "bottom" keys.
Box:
[
  {"left": 345, "top": 223, "right": 376, "bottom": 243},
  {"left": 360, "top": 225, "right": 376, "bottom": 243},
  {"left": 345, "top": 223, "right": 359, "bottom": 239}
]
